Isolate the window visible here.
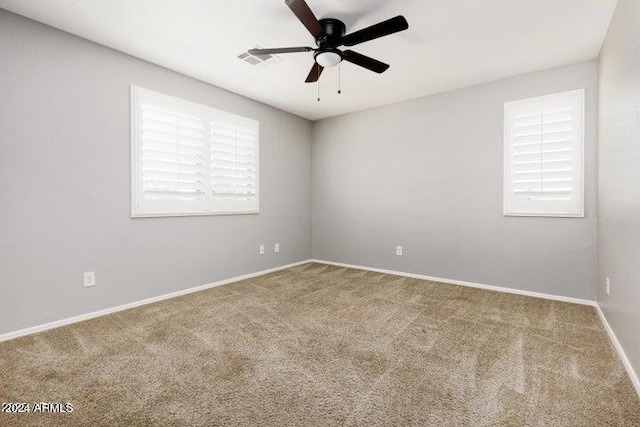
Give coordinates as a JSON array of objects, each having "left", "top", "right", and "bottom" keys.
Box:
[
  {"left": 131, "top": 86, "right": 259, "bottom": 217},
  {"left": 503, "top": 90, "right": 584, "bottom": 217}
]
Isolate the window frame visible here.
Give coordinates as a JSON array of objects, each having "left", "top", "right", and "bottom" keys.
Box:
[
  {"left": 503, "top": 89, "right": 585, "bottom": 218},
  {"left": 130, "top": 86, "right": 260, "bottom": 218}
]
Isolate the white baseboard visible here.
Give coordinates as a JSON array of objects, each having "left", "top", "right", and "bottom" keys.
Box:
[
  {"left": 311, "top": 259, "right": 596, "bottom": 306},
  {"left": 0, "top": 260, "right": 312, "bottom": 343},
  {"left": 595, "top": 305, "right": 640, "bottom": 398}
]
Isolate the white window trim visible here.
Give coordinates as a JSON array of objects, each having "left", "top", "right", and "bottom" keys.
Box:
[
  {"left": 503, "top": 89, "right": 585, "bottom": 218},
  {"left": 130, "top": 86, "right": 260, "bottom": 218}
]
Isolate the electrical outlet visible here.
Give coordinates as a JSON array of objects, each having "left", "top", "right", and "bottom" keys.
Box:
[
  {"left": 605, "top": 277, "right": 611, "bottom": 296},
  {"left": 274, "top": 243, "right": 280, "bottom": 253},
  {"left": 259, "top": 245, "right": 265, "bottom": 255},
  {"left": 83, "top": 271, "right": 96, "bottom": 288},
  {"left": 396, "top": 246, "right": 403, "bottom": 256}
]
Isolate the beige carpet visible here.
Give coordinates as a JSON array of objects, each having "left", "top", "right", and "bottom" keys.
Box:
[{"left": 1, "top": 263, "right": 639, "bottom": 426}]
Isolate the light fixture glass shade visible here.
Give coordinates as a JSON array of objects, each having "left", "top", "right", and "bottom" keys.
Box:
[{"left": 315, "top": 51, "right": 342, "bottom": 68}]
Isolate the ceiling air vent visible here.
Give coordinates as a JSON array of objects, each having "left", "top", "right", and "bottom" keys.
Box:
[{"left": 238, "top": 47, "right": 282, "bottom": 66}]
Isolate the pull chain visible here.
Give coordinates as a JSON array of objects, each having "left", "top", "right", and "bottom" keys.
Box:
[
  {"left": 317, "top": 66, "right": 321, "bottom": 102},
  {"left": 338, "top": 62, "right": 342, "bottom": 94}
]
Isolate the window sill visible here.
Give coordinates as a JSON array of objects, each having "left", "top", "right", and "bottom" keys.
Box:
[
  {"left": 131, "top": 210, "right": 260, "bottom": 219},
  {"left": 503, "top": 212, "right": 584, "bottom": 218}
]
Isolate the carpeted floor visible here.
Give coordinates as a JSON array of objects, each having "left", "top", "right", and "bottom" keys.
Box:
[{"left": 1, "top": 263, "right": 639, "bottom": 426}]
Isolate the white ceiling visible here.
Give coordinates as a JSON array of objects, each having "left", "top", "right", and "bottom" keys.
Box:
[{"left": 0, "top": 0, "right": 617, "bottom": 120}]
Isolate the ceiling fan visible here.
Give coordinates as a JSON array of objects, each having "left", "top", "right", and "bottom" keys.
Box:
[{"left": 248, "top": 0, "right": 409, "bottom": 83}]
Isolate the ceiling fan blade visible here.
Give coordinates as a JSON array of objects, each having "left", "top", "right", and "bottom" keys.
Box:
[
  {"left": 248, "top": 47, "right": 314, "bottom": 55},
  {"left": 342, "top": 50, "right": 390, "bottom": 74},
  {"left": 305, "top": 62, "right": 324, "bottom": 83},
  {"left": 285, "top": 0, "right": 325, "bottom": 39},
  {"left": 340, "top": 15, "right": 409, "bottom": 47}
]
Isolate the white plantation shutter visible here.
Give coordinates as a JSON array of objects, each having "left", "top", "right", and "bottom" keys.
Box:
[
  {"left": 131, "top": 86, "right": 259, "bottom": 217},
  {"left": 141, "top": 107, "right": 207, "bottom": 201},
  {"left": 504, "top": 90, "right": 584, "bottom": 217},
  {"left": 210, "top": 120, "right": 258, "bottom": 211}
]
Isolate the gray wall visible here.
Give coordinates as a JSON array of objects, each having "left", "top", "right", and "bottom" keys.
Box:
[
  {"left": 597, "top": 0, "right": 640, "bottom": 381},
  {"left": 0, "top": 10, "right": 312, "bottom": 335},
  {"left": 312, "top": 61, "right": 598, "bottom": 300}
]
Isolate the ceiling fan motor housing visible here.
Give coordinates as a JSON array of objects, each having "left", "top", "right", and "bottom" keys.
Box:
[{"left": 317, "top": 18, "right": 346, "bottom": 48}]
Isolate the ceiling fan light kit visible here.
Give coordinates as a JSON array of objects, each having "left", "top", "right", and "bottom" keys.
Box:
[
  {"left": 248, "top": 0, "right": 408, "bottom": 87},
  {"left": 314, "top": 50, "right": 342, "bottom": 68}
]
